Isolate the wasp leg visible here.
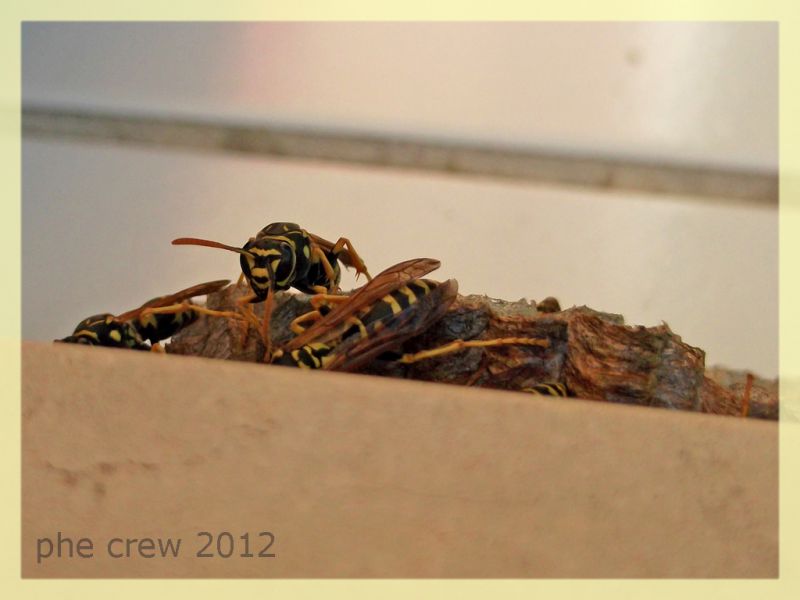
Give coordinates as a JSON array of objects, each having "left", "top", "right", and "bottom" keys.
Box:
[
  {"left": 141, "top": 303, "right": 243, "bottom": 322},
  {"left": 741, "top": 373, "right": 754, "bottom": 417},
  {"left": 310, "top": 245, "right": 342, "bottom": 292},
  {"left": 290, "top": 310, "right": 323, "bottom": 334},
  {"left": 398, "top": 337, "right": 549, "bottom": 364},
  {"left": 260, "top": 286, "right": 275, "bottom": 362},
  {"left": 330, "top": 237, "right": 372, "bottom": 281},
  {"left": 310, "top": 293, "right": 351, "bottom": 308},
  {"left": 288, "top": 293, "right": 350, "bottom": 334},
  {"left": 140, "top": 302, "right": 248, "bottom": 350},
  {"left": 150, "top": 342, "right": 165, "bottom": 353},
  {"left": 235, "top": 293, "right": 261, "bottom": 349},
  {"left": 187, "top": 305, "right": 245, "bottom": 320},
  {"left": 464, "top": 357, "right": 489, "bottom": 386}
]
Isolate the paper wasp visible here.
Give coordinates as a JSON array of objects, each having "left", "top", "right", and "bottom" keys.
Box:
[
  {"left": 268, "top": 258, "right": 551, "bottom": 372},
  {"left": 171, "top": 222, "right": 371, "bottom": 356},
  {"left": 57, "top": 280, "right": 236, "bottom": 350}
]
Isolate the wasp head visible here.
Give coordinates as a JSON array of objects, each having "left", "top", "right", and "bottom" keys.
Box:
[
  {"left": 241, "top": 237, "right": 297, "bottom": 298},
  {"left": 58, "top": 314, "right": 146, "bottom": 349}
]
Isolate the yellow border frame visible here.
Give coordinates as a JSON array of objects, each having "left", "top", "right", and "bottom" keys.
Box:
[{"left": 4, "top": 3, "right": 798, "bottom": 597}]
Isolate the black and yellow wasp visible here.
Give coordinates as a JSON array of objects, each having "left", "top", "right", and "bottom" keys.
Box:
[
  {"left": 171, "top": 222, "right": 371, "bottom": 356},
  {"left": 57, "top": 280, "right": 235, "bottom": 350},
  {"left": 268, "top": 258, "right": 551, "bottom": 373}
]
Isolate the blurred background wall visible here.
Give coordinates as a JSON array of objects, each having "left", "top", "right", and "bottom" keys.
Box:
[{"left": 21, "top": 22, "right": 778, "bottom": 377}]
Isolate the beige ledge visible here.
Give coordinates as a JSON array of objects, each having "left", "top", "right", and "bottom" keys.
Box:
[{"left": 22, "top": 341, "right": 777, "bottom": 578}]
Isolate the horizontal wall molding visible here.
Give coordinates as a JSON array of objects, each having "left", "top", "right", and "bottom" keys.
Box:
[{"left": 22, "top": 106, "right": 777, "bottom": 204}]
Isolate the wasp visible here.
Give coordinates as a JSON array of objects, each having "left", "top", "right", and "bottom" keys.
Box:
[
  {"left": 57, "top": 280, "right": 238, "bottom": 350},
  {"left": 172, "top": 222, "right": 371, "bottom": 356},
  {"left": 268, "top": 258, "right": 550, "bottom": 372}
]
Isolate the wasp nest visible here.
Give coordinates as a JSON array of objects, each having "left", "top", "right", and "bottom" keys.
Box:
[{"left": 167, "top": 282, "right": 778, "bottom": 420}]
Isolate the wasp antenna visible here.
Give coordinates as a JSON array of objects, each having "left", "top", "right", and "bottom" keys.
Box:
[{"left": 171, "top": 237, "right": 253, "bottom": 257}]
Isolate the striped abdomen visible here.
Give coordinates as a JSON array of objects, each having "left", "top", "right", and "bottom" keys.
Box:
[
  {"left": 277, "top": 279, "right": 445, "bottom": 370},
  {"left": 341, "top": 279, "right": 440, "bottom": 341},
  {"left": 272, "top": 342, "right": 335, "bottom": 369}
]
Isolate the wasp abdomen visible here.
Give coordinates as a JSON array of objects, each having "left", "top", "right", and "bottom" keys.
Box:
[
  {"left": 274, "top": 342, "right": 334, "bottom": 369},
  {"left": 134, "top": 307, "right": 198, "bottom": 343},
  {"left": 358, "top": 280, "right": 438, "bottom": 332}
]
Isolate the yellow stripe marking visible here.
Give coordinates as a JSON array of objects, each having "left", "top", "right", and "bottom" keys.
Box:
[
  {"left": 345, "top": 316, "right": 369, "bottom": 339},
  {"left": 139, "top": 314, "right": 157, "bottom": 329},
  {"left": 261, "top": 234, "right": 297, "bottom": 247},
  {"left": 291, "top": 349, "right": 310, "bottom": 369},
  {"left": 399, "top": 285, "right": 418, "bottom": 304},
  {"left": 383, "top": 294, "right": 402, "bottom": 314},
  {"left": 75, "top": 330, "right": 99, "bottom": 341},
  {"left": 250, "top": 247, "right": 282, "bottom": 257}
]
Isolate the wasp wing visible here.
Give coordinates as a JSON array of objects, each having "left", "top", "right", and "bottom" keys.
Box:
[
  {"left": 116, "top": 279, "right": 231, "bottom": 321},
  {"left": 323, "top": 278, "right": 458, "bottom": 372},
  {"left": 285, "top": 258, "right": 440, "bottom": 350}
]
